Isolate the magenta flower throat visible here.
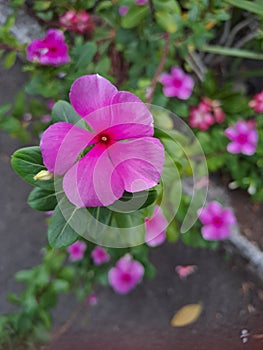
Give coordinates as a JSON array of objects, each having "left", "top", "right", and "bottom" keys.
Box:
[{"left": 40, "top": 74, "right": 164, "bottom": 208}]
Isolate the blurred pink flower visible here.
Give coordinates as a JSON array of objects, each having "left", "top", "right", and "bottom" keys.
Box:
[
  {"left": 135, "top": 0, "right": 148, "bottom": 4},
  {"left": 91, "top": 246, "right": 110, "bottom": 265},
  {"left": 47, "top": 99, "right": 55, "bottom": 110},
  {"left": 40, "top": 74, "right": 164, "bottom": 207},
  {"left": 189, "top": 100, "right": 214, "bottom": 130},
  {"left": 119, "top": 6, "right": 129, "bottom": 16},
  {"left": 160, "top": 67, "right": 194, "bottom": 100},
  {"left": 67, "top": 241, "right": 87, "bottom": 261},
  {"left": 41, "top": 114, "right": 51, "bottom": 123},
  {"left": 86, "top": 293, "right": 98, "bottom": 306},
  {"left": 26, "top": 29, "right": 70, "bottom": 66},
  {"left": 145, "top": 206, "right": 167, "bottom": 247},
  {"left": 60, "top": 10, "right": 94, "bottom": 33},
  {"left": 198, "top": 201, "right": 236, "bottom": 240},
  {"left": 249, "top": 91, "right": 263, "bottom": 113},
  {"left": 175, "top": 265, "right": 197, "bottom": 280},
  {"left": 189, "top": 97, "right": 225, "bottom": 131},
  {"left": 108, "top": 254, "right": 144, "bottom": 294},
  {"left": 203, "top": 97, "right": 225, "bottom": 123},
  {"left": 225, "top": 120, "right": 258, "bottom": 155}
]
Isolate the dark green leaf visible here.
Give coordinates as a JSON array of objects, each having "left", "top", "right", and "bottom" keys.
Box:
[
  {"left": 51, "top": 100, "right": 85, "bottom": 127},
  {"left": 4, "top": 51, "right": 16, "bottom": 69},
  {"left": 28, "top": 187, "right": 57, "bottom": 211},
  {"left": 11, "top": 146, "right": 54, "bottom": 190},
  {"left": 121, "top": 5, "right": 149, "bottom": 29},
  {"left": 48, "top": 203, "right": 79, "bottom": 248},
  {"left": 110, "top": 189, "right": 157, "bottom": 212},
  {"left": 155, "top": 11, "right": 177, "bottom": 33}
]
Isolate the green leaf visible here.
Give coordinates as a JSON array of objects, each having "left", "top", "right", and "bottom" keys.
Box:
[
  {"left": 33, "top": 0, "right": 51, "bottom": 11},
  {"left": 1, "top": 117, "right": 21, "bottom": 132},
  {"left": 0, "top": 103, "right": 11, "bottom": 115},
  {"left": 48, "top": 203, "right": 79, "bottom": 248},
  {"left": 73, "top": 42, "right": 97, "bottom": 68},
  {"left": 225, "top": 0, "right": 263, "bottom": 16},
  {"left": 154, "top": 0, "right": 181, "bottom": 14},
  {"left": 166, "top": 220, "right": 180, "bottom": 242},
  {"left": 121, "top": 5, "right": 149, "bottom": 29},
  {"left": 201, "top": 45, "right": 263, "bottom": 60},
  {"left": 51, "top": 100, "right": 86, "bottom": 127},
  {"left": 15, "top": 269, "right": 35, "bottom": 283},
  {"left": 51, "top": 279, "right": 70, "bottom": 293},
  {"left": 110, "top": 189, "right": 157, "bottom": 212},
  {"left": 155, "top": 11, "right": 177, "bottom": 33},
  {"left": 4, "top": 51, "right": 16, "bottom": 69},
  {"left": 28, "top": 187, "right": 57, "bottom": 211},
  {"left": 11, "top": 146, "right": 54, "bottom": 190}
]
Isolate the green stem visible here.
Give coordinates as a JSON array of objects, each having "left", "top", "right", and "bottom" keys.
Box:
[{"left": 201, "top": 45, "right": 263, "bottom": 60}]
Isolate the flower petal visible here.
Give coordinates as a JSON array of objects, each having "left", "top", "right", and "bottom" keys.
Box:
[
  {"left": 145, "top": 206, "right": 167, "bottom": 247},
  {"left": 63, "top": 144, "right": 124, "bottom": 207},
  {"left": 40, "top": 122, "right": 94, "bottom": 175},
  {"left": 227, "top": 141, "right": 242, "bottom": 154},
  {"left": 224, "top": 127, "right": 237, "bottom": 140},
  {"left": 69, "top": 74, "right": 118, "bottom": 118},
  {"left": 241, "top": 142, "right": 257, "bottom": 155},
  {"left": 108, "top": 137, "right": 164, "bottom": 193},
  {"left": 202, "top": 224, "right": 231, "bottom": 240},
  {"left": 222, "top": 209, "right": 236, "bottom": 225},
  {"left": 85, "top": 95, "right": 153, "bottom": 133},
  {"left": 160, "top": 73, "right": 173, "bottom": 86},
  {"left": 163, "top": 86, "right": 177, "bottom": 97},
  {"left": 104, "top": 123, "right": 153, "bottom": 140}
]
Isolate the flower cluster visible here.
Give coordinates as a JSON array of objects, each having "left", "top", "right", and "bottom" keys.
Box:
[
  {"left": 59, "top": 10, "right": 94, "bottom": 34},
  {"left": 198, "top": 201, "right": 236, "bottom": 240},
  {"left": 26, "top": 29, "right": 70, "bottom": 66},
  {"left": 225, "top": 120, "right": 258, "bottom": 156},
  {"left": 189, "top": 97, "right": 225, "bottom": 131},
  {"left": 160, "top": 67, "right": 194, "bottom": 100}
]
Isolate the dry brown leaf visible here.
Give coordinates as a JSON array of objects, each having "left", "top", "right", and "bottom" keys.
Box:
[
  {"left": 171, "top": 303, "right": 203, "bottom": 327},
  {"left": 252, "top": 334, "right": 263, "bottom": 340}
]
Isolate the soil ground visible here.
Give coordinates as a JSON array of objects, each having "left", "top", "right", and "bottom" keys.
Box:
[{"left": 1, "top": 61, "right": 263, "bottom": 350}]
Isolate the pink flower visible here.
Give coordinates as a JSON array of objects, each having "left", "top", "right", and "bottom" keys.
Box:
[
  {"left": 41, "top": 114, "right": 51, "bottom": 123},
  {"left": 47, "top": 99, "right": 55, "bottom": 110},
  {"left": 189, "top": 101, "right": 214, "bottom": 130},
  {"left": 108, "top": 254, "right": 144, "bottom": 294},
  {"left": 189, "top": 97, "right": 225, "bottom": 131},
  {"left": 160, "top": 67, "right": 194, "bottom": 100},
  {"left": 135, "top": 0, "right": 148, "bottom": 4},
  {"left": 203, "top": 97, "right": 225, "bottom": 123},
  {"left": 40, "top": 74, "right": 164, "bottom": 208},
  {"left": 60, "top": 10, "right": 94, "bottom": 33},
  {"left": 225, "top": 120, "right": 258, "bottom": 155},
  {"left": 249, "top": 91, "right": 263, "bottom": 113},
  {"left": 119, "top": 6, "right": 129, "bottom": 16},
  {"left": 86, "top": 293, "right": 98, "bottom": 306},
  {"left": 198, "top": 201, "right": 236, "bottom": 240},
  {"left": 175, "top": 265, "right": 197, "bottom": 280},
  {"left": 145, "top": 206, "right": 167, "bottom": 247},
  {"left": 91, "top": 246, "right": 110, "bottom": 265},
  {"left": 59, "top": 10, "right": 76, "bottom": 29},
  {"left": 26, "top": 29, "right": 70, "bottom": 66},
  {"left": 67, "top": 241, "right": 87, "bottom": 261}
]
